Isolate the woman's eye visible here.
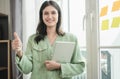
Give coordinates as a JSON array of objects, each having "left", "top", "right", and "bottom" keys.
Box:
[
  {"left": 43, "top": 11, "right": 57, "bottom": 15},
  {"left": 52, "top": 11, "right": 56, "bottom": 14},
  {"left": 44, "top": 12, "right": 49, "bottom": 15}
]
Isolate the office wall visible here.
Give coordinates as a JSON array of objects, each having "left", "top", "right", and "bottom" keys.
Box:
[
  {"left": 0, "top": 0, "right": 11, "bottom": 39},
  {"left": 0, "top": 0, "right": 10, "bottom": 15}
]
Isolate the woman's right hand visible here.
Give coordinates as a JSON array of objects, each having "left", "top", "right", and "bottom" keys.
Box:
[{"left": 12, "top": 32, "right": 23, "bottom": 57}]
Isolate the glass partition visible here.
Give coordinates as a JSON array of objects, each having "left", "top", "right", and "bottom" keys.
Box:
[{"left": 99, "top": 0, "right": 120, "bottom": 79}]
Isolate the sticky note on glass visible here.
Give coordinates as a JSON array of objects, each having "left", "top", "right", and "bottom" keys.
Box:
[
  {"left": 112, "top": 0, "right": 120, "bottom": 11},
  {"left": 100, "top": 6, "right": 108, "bottom": 17},
  {"left": 101, "top": 19, "right": 109, "bottom": 30},
  {"left": 111, "top": 17, "right": 120, "bottom": 28}
]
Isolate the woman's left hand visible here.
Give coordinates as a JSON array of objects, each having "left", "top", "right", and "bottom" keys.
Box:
[{"left": 45, "top": 60, "right": 61, "bottom": 70}]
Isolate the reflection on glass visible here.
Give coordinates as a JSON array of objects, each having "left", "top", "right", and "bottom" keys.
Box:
[
  {"left": 100, "top": 50, "right": 111, "bottom": 79},
  {"left": 100, "top": 49, "right": 120, "bottom": 79}
]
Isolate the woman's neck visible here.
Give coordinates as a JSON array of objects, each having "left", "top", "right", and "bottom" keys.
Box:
[
  {"left": 47, "top": 27, "right": 57, "bottom": 36},
  {"left": 46, "top": 27, "right": 57, "bottom": 45}
]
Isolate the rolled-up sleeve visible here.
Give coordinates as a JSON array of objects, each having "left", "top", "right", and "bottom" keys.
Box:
[{"left": 15, "top": 36, "right": 33, "bottom": 74}]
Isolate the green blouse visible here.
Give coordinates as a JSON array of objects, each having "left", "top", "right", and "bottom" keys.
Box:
[{"left": 16, "top": 33, "right": 86, "bottom": 79}]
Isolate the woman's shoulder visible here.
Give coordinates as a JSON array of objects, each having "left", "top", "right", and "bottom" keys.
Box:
[
  {"left": 65, "top": 32, "right": 77, "bottom": 39},
  {"left": 62, "top": 32, "right": 78, "bottom": 41},
  {"left": 27, "top": 34, "right": 36, "bottom": 41}
]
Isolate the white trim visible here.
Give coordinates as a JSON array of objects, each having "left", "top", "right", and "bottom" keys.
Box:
[{"left": 86, "top": 0, "right": 100, "bottom": 79}]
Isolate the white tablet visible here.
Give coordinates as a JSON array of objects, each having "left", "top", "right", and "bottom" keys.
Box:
[{"left": 52, "top": 41, "right": 75, "bottom": 63}]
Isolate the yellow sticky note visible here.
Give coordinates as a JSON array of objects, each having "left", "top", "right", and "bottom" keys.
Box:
[
  {"left": 112, "top": 0, "right": 120, "bottom": 11},
  {"left": 100, "top": 6, "right": 108, "bottom": 17},
  {"left": 101, "top": 19, "right": 109, "bottom": 30},
  {"left": 111, "top": 17, "right": 120, "bottom": 28}
]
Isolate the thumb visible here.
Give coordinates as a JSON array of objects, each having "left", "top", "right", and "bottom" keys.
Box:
[
  {"left": 45, "top": 60, "right": 50, "bottom": 64},
  {"left": 14, "top": 32, "right": 20, "bottom": 40}
]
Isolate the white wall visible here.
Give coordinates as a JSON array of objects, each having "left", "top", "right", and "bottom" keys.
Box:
[
  {"left": 22, "top": 0, "right": 36, "bottom": 50},
  {"left": 0, "top": 0, "right": 10, "bottom": 15},
  {"left": 0, "top": 0, "right": 12, "bottom": 39}
]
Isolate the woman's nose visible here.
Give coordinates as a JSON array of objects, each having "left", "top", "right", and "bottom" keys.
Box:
[{"left": 48, "top": 14, "right": 52, "bottom": 18}]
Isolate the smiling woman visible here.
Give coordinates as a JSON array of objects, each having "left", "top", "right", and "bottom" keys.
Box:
[
  {"left": 12, "top": 0, "right": 86, "bottom": 79},
  {"left": 42, "top": 6, "right": 58, "bottom": 28}
]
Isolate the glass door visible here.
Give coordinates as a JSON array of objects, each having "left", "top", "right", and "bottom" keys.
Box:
[
  {"left": 86, "top": 0, "right": 120, "bottom": 79},
  {"left": 99, "top": 0, "right": 120, "bottom": 79},
  {"left": 69, "top": 0, "right": 120, "bottom": 79}
]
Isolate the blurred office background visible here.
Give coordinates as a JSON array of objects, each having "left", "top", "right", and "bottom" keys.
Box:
[{"left": 0, "top": 0, "right": 120, "bottom": 79}]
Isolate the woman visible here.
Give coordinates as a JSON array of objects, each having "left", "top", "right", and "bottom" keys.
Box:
[{"left": 12, "top": 1, "right": 85, "bottom": 79}]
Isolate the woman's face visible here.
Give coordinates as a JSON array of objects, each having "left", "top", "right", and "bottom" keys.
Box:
[{"left": 43, "top": 5, "right": 58, "bottom": 28}]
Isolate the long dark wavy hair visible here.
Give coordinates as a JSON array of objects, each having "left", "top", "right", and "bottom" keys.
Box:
[{"left": 34, "top": 0, "right": 65, "bottom": 44}]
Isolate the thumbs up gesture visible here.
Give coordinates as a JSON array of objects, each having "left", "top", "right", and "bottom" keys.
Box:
[{"left": 12, "top": 32, "right": 23, "bottom": 57}]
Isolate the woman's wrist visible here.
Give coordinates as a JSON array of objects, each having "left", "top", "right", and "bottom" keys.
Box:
[
  {"left": 16, "top": 49, "right": 23, "bottom": 58},
  {"left": 57, "top": 63, "right": 61, "bottom": 69}
]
